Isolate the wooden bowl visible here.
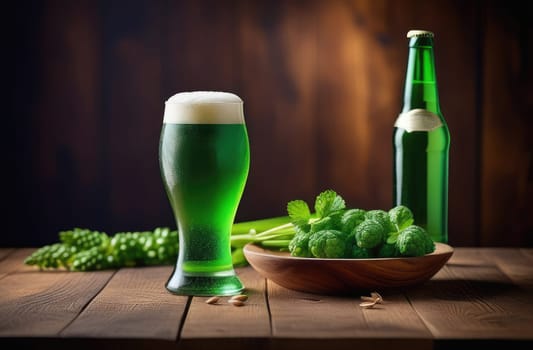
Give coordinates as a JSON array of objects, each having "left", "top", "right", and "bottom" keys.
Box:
[{"left": 243, "top": 242, "right": 453, "bottom": 295}]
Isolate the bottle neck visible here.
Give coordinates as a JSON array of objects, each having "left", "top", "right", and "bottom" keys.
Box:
[{"left": 402, "top": 37, "right": 441, "bottom": 114}]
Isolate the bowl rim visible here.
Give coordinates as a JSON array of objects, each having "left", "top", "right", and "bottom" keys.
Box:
[{"left": 243, "top": 241, "right": 454, "bottom": 262}]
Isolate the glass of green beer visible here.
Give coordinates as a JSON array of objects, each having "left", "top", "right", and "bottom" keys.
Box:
[{"left": 159, "top": 91, "right": 250, "bottom": 296}]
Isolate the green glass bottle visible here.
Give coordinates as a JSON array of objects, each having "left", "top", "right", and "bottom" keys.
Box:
[{"left": 393, "top": 30, "right": 450, "bottom": 243}]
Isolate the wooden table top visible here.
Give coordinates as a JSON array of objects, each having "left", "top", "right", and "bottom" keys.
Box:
[{"left": 1, "top": 247, "right": 532, "bottom": 349}]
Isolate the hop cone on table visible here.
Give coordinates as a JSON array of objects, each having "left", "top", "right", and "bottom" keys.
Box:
[
  {"left": 142, "top": 227, "right": 180, "bottom": 266},
  {"left": 59, "top": 228, "right": 109, "bottom": 250},
  {"left": 24, "top": 242, "right": 78, "bottom": 269},
  {"left": 24, "top": 227, "right": 179, "bottom": 271},
  {"left": 108, "top": 228, "right": 179, "bottom": 267},
  {"left": 71, "top": 246, "right": 114, "bottom": 271}
]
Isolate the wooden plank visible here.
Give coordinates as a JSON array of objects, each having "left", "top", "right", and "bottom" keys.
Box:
[
  {"left": 480, "top": 1, "right": 532, "bottom": 245},
  {"left": 0, "top": 248, "right": 39, "bottom": 280},
  {"left": 521, "top": 248, "right": 533, "bottom": 260},
  {"left": 316, "top": 0, "right": 394, "bottom": 209},
  {"left": 7, "top": 2, "right": 44, "bottom": 247},
  {"left": 267, "top": 277, "right": 432, "bottom": 350},
  {"left": 407, "top": 248, "right": 533, "bottom": 340},
  {"left": 385, "top": 0, "right": 480, "bottom": 245},
  {"left": 102, "top": 0, "right": 167, "bottom": 233},
  {"left": 312, "top": 0, "right": 480, "bottom": 246},
  {"left": 61, "top": 266, "right": 187, "bottom": 340},
  {"left": 237, "top": 0, "right": 319, "bottom": 219},
  {"left": 416, "top": 0, "right": 480, "bottom": 246},
  {"left": 11, "top": 0, "right": 531, "bottom": 248},
  {"left": 0, "top": 269, "right": 114, "bottom": 336},
  {"left": 2, "top": 248, "right": 533, "bottom": 348},
  {"left": 0, "top": 248, "right": 15, "bottom": 261},
  {"left": 179, "top": 267, "right": 270, "bottom": 349},
  {"left": 164, "top": 0, "right": 240, "bottom": 91},
  {"left": 314, "top": 0, "right": 431, "bottom": 211},
  {"left": 480, "top": 248, "right": 533, "bottom": 290},
  {"left": 31, "top": 0, "right": 107, "bottom": 243}
]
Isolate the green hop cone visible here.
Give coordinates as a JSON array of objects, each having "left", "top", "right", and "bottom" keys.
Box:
[
  {"left": 396, "top": 225, "right": 433, "bottom": 257},
  {"left": 59, "top": 228, "right": 109, "bottom": 250},
  {"left": 110, "top": 231, "right": 149, "bottom": 267},
  {"left": 341, "top": 208, "right": 366, "bottom": 234},
  {"left": 376, "top": 242, "right": 399, "bottom": 258},
  {"left": 364, "top": 210, "right": 394, "bottom": 233},
  {"left": 288, "top": 226, "right": 313, "bottom": 257},
  {"left": 355, "top": 220, "right": 385, "bottom": 249},
  {"left": 143, "top": 227, "right": 179, "bottom": 266},
  {"left": 24, "top": 243, "right": 78, "bottom": 269},
  {"left": 351, "top": 245, "right": 374, "bottom": 259},
  {"left": 308, "top": 229, "right": 347, "bottom": 258},
  {"left": 71, "top": 246, "right": 114, "bottom": 271}
]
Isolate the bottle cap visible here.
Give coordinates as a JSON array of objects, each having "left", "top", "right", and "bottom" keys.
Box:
[{"left": 407, "top": 30, "right": 434, "bottom": 38}]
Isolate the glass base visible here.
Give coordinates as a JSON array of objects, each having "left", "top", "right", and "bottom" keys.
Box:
[{"left": 165, "top": 270, "right": 244, "bottom": 296}]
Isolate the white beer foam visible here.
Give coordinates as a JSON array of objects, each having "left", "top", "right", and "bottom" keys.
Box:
[{"left": 163, "top": 91, "right": 245, "bottom": 124}]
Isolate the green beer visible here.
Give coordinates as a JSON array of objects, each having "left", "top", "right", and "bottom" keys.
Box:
[
  {"left": 160, "top": 91, "right": 250, "bottom": 296},
  {"left": 393, "top": 30, "right": 450, "bottom": 243}
]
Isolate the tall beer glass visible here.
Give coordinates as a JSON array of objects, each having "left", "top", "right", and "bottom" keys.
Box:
[{"left": 159, "top": 91, "right": 250, "bottom": 296}]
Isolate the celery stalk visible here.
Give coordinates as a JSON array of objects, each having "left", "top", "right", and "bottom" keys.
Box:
[
  {"left": 230, "top": 216, "right": 298, "bottom": 266},
  {"left": 260, "top": 239, "right": 292, "bottom": 248},
  {"left": 231, "top": 216, "right": 291, "bottom": 235}
]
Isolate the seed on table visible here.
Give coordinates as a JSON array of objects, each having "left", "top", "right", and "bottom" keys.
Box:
[
  {"left": 205, "top": 296, "right": 220, "bottom": 305},
  {"left": 228, "top": 299, "right": 245, "bottom": 307},
  {"left": 230, "top": 294, "right": 248, "bottom": 302},
  {"left": 370, "top": 292, "right": 383, "bottom": 303},
  {"left": 359, "top": 301, "right": 377, "bottom": 309}
]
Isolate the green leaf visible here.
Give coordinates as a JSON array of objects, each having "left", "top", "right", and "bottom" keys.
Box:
[
  {"left": 386, "top": 231, "right": 400, "bottom": 244},
  {"left": 314, "top": 190, "right": 346, "bottom": 218},
  {"left": 287, "top": 200, "right": 311, "bottom": 226},
  {"left": 399, "top": 218, "right": 414, "bottom": 231}
]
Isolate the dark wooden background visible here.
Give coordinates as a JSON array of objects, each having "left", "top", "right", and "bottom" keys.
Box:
[{"left": 8, "top": 0, "right": 532, "bottom": 247}]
